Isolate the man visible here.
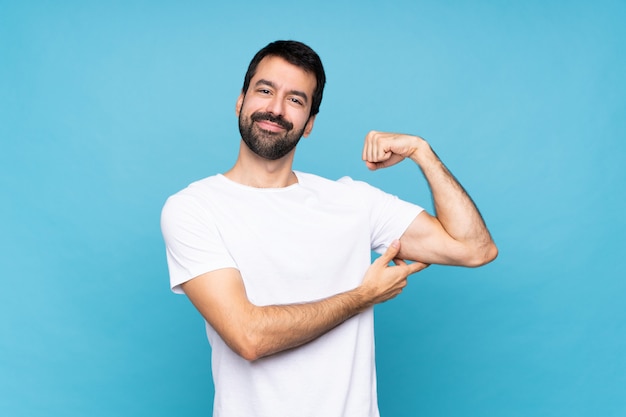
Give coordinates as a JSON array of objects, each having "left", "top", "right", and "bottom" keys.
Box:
[{"left": 161, "top": 40, "right": 497, "bottom": 417}]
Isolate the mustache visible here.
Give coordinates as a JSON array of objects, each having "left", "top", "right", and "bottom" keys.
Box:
[{"left": 251, "top": 112, "right": 293, "bottom": 131}]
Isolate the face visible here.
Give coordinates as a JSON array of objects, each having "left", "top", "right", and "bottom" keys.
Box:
[{"left": 236, "top": 56, "right": 317, "bottom": 160}]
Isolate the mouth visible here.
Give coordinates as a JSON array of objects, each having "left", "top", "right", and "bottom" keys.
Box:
[
  {"left": 251, "top": 112, "right": 293, "bottom": 132},
  {"left": 255, "top": 119, "right": 287, "bottom": 133}
]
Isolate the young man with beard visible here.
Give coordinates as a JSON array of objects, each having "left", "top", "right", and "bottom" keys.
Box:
[{"left": 161, "top": 40, "right": 497, "bottom": 417}]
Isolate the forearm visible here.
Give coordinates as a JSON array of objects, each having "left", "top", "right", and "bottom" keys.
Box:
[
  {"left": 184, "top": 243, "right": 424, "bottom": 361},
  {"left": 240, "top": 241, "right": 425, "bottom": 359},
  {"left": 243, "top": 288, "right": 369, "bottom": 360}
]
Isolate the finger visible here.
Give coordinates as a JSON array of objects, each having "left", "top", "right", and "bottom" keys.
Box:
[
  {"left": 378, "top": 240, "right": 401, "bottom": 265},
  {"left": 371, "top": 137, "right": 391, "bottom": 162},
  {"left": 363, "top": 134, "right": 373, "bottom": 160},
  {"left": 406, "top": 261, "right": 430, "bottom": 275},
  {"left": 364, "top": 160, "right": 379, "bottom": 171},
  {"left": 365, "top": 131, "right": 390, "bottom": 163},
  {"left": 393, "top": 259, "right": 428, "bottom": 277},
  {"left": 362, "top": 130, "right": 376, "bottom": 161}
]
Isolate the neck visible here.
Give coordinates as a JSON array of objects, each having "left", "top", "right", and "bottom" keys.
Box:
[{"left": 224, "top": 142, "right": 298, "bottom": 188}]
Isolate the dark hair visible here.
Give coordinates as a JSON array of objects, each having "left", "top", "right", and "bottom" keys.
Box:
[{"left": 242, "top": 40, "right": 326, "bottom": 117}]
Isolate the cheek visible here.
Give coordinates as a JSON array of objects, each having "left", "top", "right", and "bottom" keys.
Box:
[
  {"left": 237, "top": 95, "right": 258, "bottom": 117},
  {"left": 291, "top": 111, "right": 310, "bottom": 127}
]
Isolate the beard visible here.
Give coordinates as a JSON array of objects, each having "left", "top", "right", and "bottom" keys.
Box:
[{"left": 238, "top": 110, "right": 307, "bottom": 160}]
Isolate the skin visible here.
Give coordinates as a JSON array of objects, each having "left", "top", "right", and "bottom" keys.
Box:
[
  {"left": 363, "top": 131, "right": 498, "bottom": 266},
  {"left": 181, "top": 56, "right": 498, "bottom": 361},
  {"left": 226, "top": 55, "right": 316, "bottom": 188}
]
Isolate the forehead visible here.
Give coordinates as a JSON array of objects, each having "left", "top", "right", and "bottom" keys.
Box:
[{"left": 250, "top": 56, "right": 316, "bottom": 97}]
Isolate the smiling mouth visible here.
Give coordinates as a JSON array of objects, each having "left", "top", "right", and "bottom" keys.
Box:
[
  {"left": 251, "top": 112, "right": 293, "bottom": 132},
  {"left": 256, "top": 120, "right": 286, "bottom": 133}
]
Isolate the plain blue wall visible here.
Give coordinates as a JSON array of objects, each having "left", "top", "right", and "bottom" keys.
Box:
[{"left": 1, "top": 1, "right": 625, "bottom": 416}]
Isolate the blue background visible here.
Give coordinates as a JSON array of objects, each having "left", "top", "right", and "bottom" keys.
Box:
[{"left": 2, "top": 1, "right": 625, "bottom": 416}]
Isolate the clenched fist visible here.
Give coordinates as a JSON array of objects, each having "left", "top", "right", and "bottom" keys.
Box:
[{"left": 362, "top": 131, "right": 429, "bottom": 170}]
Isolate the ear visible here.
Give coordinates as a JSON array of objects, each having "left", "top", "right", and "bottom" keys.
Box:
[
  {"left": 235, "top": 93, "right": 244, "bottom": 117},
  {"left": 302, "top": 115, "right": 317, "bottom": 138}
]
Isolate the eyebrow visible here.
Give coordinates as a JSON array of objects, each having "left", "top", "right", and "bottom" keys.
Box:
[{"left": 255, "top": 79, "right": 309, "bottom": 103}]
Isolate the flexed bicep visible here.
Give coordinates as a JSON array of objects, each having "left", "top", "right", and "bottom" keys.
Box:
[{"left": 397, "top": 211, "right": 482, "bottom": 266}]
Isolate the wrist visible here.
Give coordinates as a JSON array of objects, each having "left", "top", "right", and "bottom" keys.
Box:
[
  {"left": 407, "top": 137, "right": 435, "bottom": 165},
  {"left": 349, "top": 284, "right": 375, "bottom": 312}
]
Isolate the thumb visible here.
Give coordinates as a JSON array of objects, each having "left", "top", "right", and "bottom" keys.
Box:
[{"left": 378, "top": 240, "right": 401, "bottom": 264}]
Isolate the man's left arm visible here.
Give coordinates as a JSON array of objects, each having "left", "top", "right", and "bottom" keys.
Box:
[{"left": 363, "top": 130, "right": 498, "bottom": 267}]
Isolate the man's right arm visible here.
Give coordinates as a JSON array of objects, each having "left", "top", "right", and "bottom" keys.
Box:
[{"left": 181, "top": 240, "right": 427, "bottom": 361}]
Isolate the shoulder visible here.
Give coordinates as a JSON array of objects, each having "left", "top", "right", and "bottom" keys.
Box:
[
  {"left": 169, "top": 175, "right": 226, "bottom": 198},
  {"left": 164, "top": 174, "right": 232, "bottom": 205},
  {"left": 161, "top": 175, "right": 225, "bottom": 223},
  {"left": 295, "top": 171, "right": 381, "bottom": 194},
  {"left": 295, "top": 172, "right": 397, "bottom": 209}
]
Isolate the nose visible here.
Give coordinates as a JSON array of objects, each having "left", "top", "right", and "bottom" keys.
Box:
[{"left": 265, "top": 95, "right": 285, "bottom": 116}]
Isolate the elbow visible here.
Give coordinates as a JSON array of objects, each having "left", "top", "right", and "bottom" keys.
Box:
[
  {"left": 238, "top": 346, "right": 262, "bottom": 362},
  {"left": 481, "top": 242, "right": 499, "bottom": 266},
  {"left": 465, "top": 241, "right": 498, "bottom": 268},
  {"left": 228, "top": 331, "right": 265, "bottom": 362}
]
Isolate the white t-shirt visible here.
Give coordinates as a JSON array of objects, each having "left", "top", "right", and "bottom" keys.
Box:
[{"left": 161, "top": 171, "right": 423, "bottom": 417}]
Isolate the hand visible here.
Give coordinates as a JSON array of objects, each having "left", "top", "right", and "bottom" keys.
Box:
[
  {"left": 359, "top": 240, "right": 429, "bottom": 306},
  {"left": 362, "top": 130, "right": 426, "bottom": 170}
]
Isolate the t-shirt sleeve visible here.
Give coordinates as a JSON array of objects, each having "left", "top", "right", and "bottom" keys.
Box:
[
  {"left": 160, "top": 193, "right": 237, "bottom": 294},
  {"left": 339, "top": 177, "right": 424, "bottom": 254}
]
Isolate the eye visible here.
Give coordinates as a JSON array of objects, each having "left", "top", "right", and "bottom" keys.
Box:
[
  {"left": 289, "top": 97, "right": 303, "bottom": 106},
  {"left": 257, "top": 88, "right": 271, "bottom": 95}
]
